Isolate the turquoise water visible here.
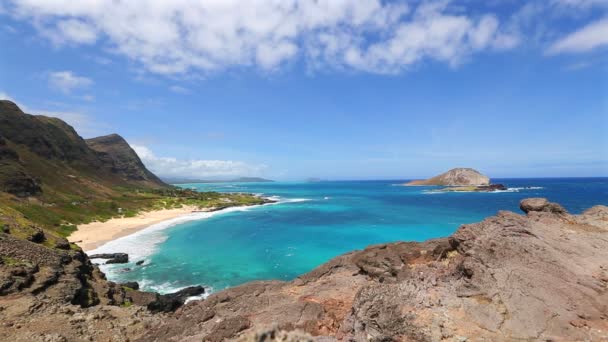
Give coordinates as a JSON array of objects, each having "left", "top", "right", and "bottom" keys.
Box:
[{"left": 93, "top": 178, "right": 608, "bottom": 294}]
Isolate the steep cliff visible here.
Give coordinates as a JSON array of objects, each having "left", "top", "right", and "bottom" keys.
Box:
[{"left": 86, "top": 134, "right": 165, "bottom": 188}]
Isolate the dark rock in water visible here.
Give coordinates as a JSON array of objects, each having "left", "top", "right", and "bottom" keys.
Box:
[
  {"left": 89, "top": 253, "right": 129, "bottom": 264},
  {"left": 120, "top": 268, "right": 132, "bottom": 273},
  {"left": 520, "top": 198, "right": 567, "bottom": 214},
  {"left": 136, "top": 260, "right": 145, "bottom": 266},
  {"left": 120, "top": 282, "right": 140, "bottom": 290},
  {"left": 146, "top": 286, "right": 205, "bottom": 313},
  {"left": 27, "top": 229, "right": 45, "bottom": 243},
  {"left": 54, "top": 238, "right": 70, "bottom": 250},
  {"left": 475, "top": 184, "right": 507, "bottom": 191}
]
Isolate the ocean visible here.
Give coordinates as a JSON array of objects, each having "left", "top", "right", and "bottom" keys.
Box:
[{"left": 91, "top": 178, "right": 608, "bottom": 295}]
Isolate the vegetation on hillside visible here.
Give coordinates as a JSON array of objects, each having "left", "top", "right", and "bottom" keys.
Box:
[{"left": 0, "top": 100, "right": 268, "bottom": 251}]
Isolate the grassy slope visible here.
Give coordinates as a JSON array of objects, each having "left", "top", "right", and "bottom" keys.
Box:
[{"left": 0, "top": 101, "right": 267, "bottom": 250}]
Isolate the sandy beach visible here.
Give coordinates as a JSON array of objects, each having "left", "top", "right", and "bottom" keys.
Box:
[{"left": 68, "top": 206, "right": 201, "bottom": 251}]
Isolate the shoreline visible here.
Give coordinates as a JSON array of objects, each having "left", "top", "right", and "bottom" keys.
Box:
[
  {"left": 70, "top": 198, "right": 280, "bottom": 253},
  {"left": 68, "top": 205, "right": 203, "bottom": 251}
]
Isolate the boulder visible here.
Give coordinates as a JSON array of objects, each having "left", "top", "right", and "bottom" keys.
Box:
[
  {"left": 520, "top": 198, "right": 567, "bottom": 214},
  {"left": 89, "top": 253, "right": 129, "bottom": 264},
  {"left": 146, "top": 286, "right": 205, "bottom": 313},
  {"left": 27, "top": 229, "right": 46, "bottom": 243},
  {"left": 135, "top": 260, "right": 145, "bottom": 266},
  {"left": 54, "top": 238, "right": 71, "bottom": 250},
  {"left": 120, "top": 282, "right": 140, "bottom": 290}
]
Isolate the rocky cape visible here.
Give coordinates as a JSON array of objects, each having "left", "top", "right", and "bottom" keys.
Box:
[
  {"left": 1, "top": 198, "right": 607, "bottom": 341},
  {"left": 406, "top": 168, "right": 491, "bottom": 187}
]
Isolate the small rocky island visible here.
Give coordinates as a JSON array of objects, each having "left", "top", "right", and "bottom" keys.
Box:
[{"left": 405, "top": 168, "right": 507, "bottom": 192}]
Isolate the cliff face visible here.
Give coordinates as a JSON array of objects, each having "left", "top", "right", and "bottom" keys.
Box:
[
  {"left": 406, "top": 168, "right": 490, "bottom": 186},
  {"left": 86, "top": 134, "right": 165, "bottom": 187},
  {"left": 0, "top": 100, "right": 168, "bottom": 198},
  {"left": 140, "top": 199, "right": 608, "bottom": 341}
]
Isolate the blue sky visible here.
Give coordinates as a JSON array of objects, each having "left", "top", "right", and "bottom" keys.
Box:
[{"left": 0, "top": 0, "right": 607, "bottom": 180}]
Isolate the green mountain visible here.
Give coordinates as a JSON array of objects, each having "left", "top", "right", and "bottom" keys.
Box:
[
  {"left": 0, "top": 100, "right": 168, "bottom": 200},
  {"left": 0, "top": 100, "right": 266, "bottom": 245}
]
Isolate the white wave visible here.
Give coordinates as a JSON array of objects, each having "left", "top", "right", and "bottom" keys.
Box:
[
  {"left": 423, "top": 186, "right": 544, "bottom": 194},
  {"left": 138, "top": 279, "right": 212, "bottom": 303},
  {"left": 88, "top": 194, "right": 310, "bottom": 288},
  {"left": 88, "top": 203, "right": 272, "bottom": 262},
  {"left": 284, "top": 198, "right": 312, "bottom": 203}
]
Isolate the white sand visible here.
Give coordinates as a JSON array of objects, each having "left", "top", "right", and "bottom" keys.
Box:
[{"left": 68, "top": 206, "right": 203, "bottom": 251}]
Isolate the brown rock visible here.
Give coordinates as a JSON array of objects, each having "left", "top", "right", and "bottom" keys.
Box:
[
  {"left": 520, "top": 197, "right": 568, "bottom": 214},
  {"left": 140, "top": 200, "right": 608, "bottom": 341}
]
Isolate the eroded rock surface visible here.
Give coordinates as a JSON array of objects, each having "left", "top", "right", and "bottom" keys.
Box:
[
  {"left": 2, "top": 199, "right": 607, "bottom": 341},
  {"left": 141, "top": 199, "right": 608, "bottom": 341}
]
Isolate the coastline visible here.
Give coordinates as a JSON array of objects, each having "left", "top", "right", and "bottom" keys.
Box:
[
  {"left": 68, "top": 205, "right": 202, "bottom": 251},
  {"left": 70, "top": 197, "right": 281, "bottom": 253}
]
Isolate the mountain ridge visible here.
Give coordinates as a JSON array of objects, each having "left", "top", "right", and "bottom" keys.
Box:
[{"left": 0, "top": 100, "right": 168, "bottom": 199}]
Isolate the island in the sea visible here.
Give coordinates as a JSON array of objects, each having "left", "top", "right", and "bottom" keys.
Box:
[{"left": 405, "top": 167, "right": 507, "bottom": 192}]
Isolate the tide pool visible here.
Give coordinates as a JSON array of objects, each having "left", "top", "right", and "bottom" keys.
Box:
[{"left": 94, "top": 178, "right": 608, "bottom": 294}]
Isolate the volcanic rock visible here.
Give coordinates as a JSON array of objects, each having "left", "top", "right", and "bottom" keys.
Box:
[
  {"left": 140, "top": 198, "right": 608, "bottom": 341},
  {"left": 88, "top": 253, "right": 129, "bottom": 264},
  {"left": 520, "top": 197, "right": 568, "bottom": 214}
]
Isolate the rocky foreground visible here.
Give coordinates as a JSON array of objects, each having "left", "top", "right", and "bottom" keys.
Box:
[{"left": 1, "top": 198, "right": 608, "bottom": 341}]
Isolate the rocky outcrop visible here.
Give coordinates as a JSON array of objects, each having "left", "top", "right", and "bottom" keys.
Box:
[
  {"left": 140, "top": 199, "right": 608, "bottom": 341},
  {"left": 120, "top": 281, "right": 140, "bottom": 290},
  {"left": 0, "top": 232, "right": 203, "bottom": 341},
  {"left": 146, "top": 286, "right": 205, "bottom": 313},
  {"left": 89, "top": 253, "right": 129, "bottom": 264},
  {"left": 406, "top": 168, "right": 490, "bottom": 186},
  {"left": 520, "top": 197, "right": 567, "bottom": 214}
]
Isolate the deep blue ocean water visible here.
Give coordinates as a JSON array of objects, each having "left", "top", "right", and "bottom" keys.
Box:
[{"left": 93, "top": 178, "right": 608, "bottom": 294}]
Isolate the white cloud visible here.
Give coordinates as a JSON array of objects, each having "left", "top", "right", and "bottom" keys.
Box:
[
  {"left": 47, "top": 70, "right": 93, "bottom": 94},
  {"left": 131, "top": 144, "right": 268, "bottom": 178},
  {"left": 547, "top": 18, "right": 608, "bottom": 54},
  {"left": 4, "top": 0, "right": 518, "bottom": 75},
  {"left": 168, "top": 85, "right": 191, "bottom": 94},
  {"left": 55, "top": 19, "right": 97, "bottom": 44}
]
